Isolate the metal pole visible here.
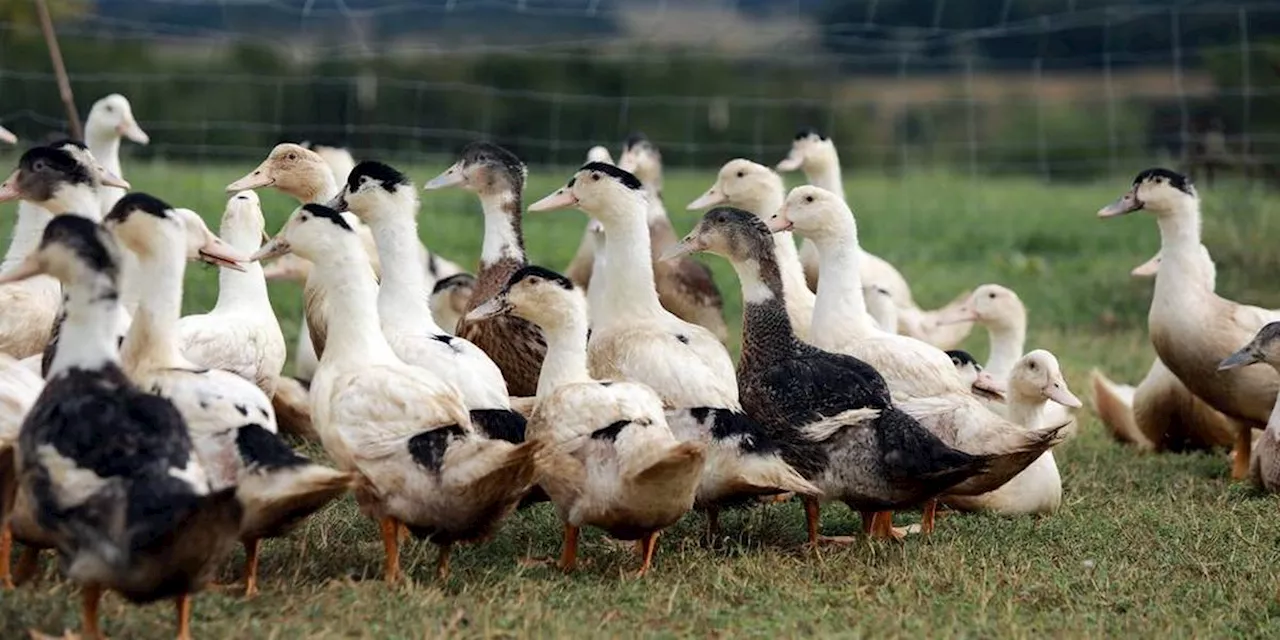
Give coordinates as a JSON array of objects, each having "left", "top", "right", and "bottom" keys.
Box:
[{"left": 35, "top": 0, "right": 82, "bottom": 140}]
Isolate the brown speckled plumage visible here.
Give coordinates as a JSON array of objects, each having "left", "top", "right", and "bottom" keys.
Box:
[{"left": 459, "top": 257, "right": 547, "bottom": 397}]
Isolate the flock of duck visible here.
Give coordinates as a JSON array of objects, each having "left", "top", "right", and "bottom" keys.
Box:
[{"left": 0, "top": 95, "right": 1271, "bottom": 639}]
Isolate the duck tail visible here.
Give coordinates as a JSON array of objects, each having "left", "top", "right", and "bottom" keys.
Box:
[
  {"left": 1090, "top": 369, "right": 1151, "bottom": 449},
  {"left": 876, "top": 407, "right": 990, "bottom": 494},
  {"left": 456, "top": 439, "right": 542, "bottom": 511},
  {"left": 271, "top": 377, "right": 317, "bottom": 442},
  {"left": 630, "top": 441, "right": 707, "bottom": 503},
  {"left": 233, "top": 425, "right": 353, "bottom": 539}
]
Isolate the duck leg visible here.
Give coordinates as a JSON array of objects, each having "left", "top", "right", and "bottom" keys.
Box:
[
  {"left": 703, "top": 508, "right": 721, "bottom": 547},
  {"left": 435, "top": 543, "right": 452, "bottom": 580},
  {"left": 860, "top": 510, "right": 876, "bottom": 535},
  {"left": 1, "top": 525, "right": 12, "bottom": 589},
  {"left": 242, "top": 538, "right": 261, "bottom": 598},
  {"left": 635, "top": 531, "right": 659, "bottom": 578},
  {"left": 81, "top": 584, "right": 103, "bottom": 640},
  {"left": 870, "top": 511, "right": 907, "bottom": 541},
  {"left": 921, "top": 500, "right": 937, "bottom": 535},
  {"left": 379, "top": 516, "right": 402, "bottom": 583},
  {"left": 1231, "top": 422, "right": 1252, "bottom": 481},
  {"left": 804, "top": 497, "right": 821, "bottom": 546},
  {"left": 175, "top": 592, "right": 193, "bottom": 640},
  {"left": 14, "top": 546, "right": 40, "bottom": 585},
  {"left": 558, "top": 524, "right": 579, "bottom": 573}
]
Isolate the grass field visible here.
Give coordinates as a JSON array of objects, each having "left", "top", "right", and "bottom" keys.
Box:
[{"left": 3, "top": 157, "right": 1280, "bottom": 638}]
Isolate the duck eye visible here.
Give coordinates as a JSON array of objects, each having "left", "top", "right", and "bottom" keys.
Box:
[
  {"left": 1028, "top": 362, "right": 1037, "bottom": 371},
  {"left": 33, "top": 160, "right": 47, "bottom": 172},
  {"left": 286, "top": 153, "right": 298, "bottom": 161},
  {"left": 805, "top": 195, "right": 814, "bottom": 203},
  {"left": 988, "top": 292, "right": 997, "bottom": 299},
  {"left": 104, "top": 105, "right": 114, "bottom": 113},
  {"left": 736, "top": 171, "right": 745, "bottom": 178},
  {"left": 591, "top": 173, "right": 600, "bottom": 181}
]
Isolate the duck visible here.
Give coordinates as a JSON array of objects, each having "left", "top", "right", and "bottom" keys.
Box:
[
  {"left": 1098, "top": 168, "right": 1280, "bottom": 479},
  {"left": 0, "top": 352, "right": 43, "bottom": 588},
  {"left": 423, "top": 142, "right": 547, "bottom": 397},
  {"left": 430, "top": 273, "right": 478, "bottom": 335},
  {"left": 177, "top": 190, "right": 287, "bottom": 397},
  {"left": 332, "top": 160, "right": 527, "bottom": 444},
  {"left": 1218, "top": 323, "right": 1280, "bottom": 492},
  {"left": 770, "top": 186, "right": 1067, "bottom": 531},
  {"left": 530, "top": 163, "right": 818, "bottom": 539},
  {"left": 667, "top": 207, "right": 989, "bottom": 543},
  {"left": 259, "top": 252, "right": 321, "bottom": 381},
  {"left": 468, "top": 265, "right": 704, "bottom": 575},
  {"left": 0, "top": 143, "right": 131, "bottom": 371},
  {"left": 564, "top": 147, "right": 613, "bottom": 289},
  {"left": 1, "top": 214, "right": 241, "bottom": 640},
  {"left": 105, "top": 193, "right": 350, "bottom": 597},
  {"left": 84, "top": 93, "right": 149, "bottom": 215},
  {"left": 775, "top": 129, "right": 973, "bottom": 348},
  {"left": 1091, "top": 247, "right": 1236, "bottom": 452},
  {"left": 689, "top": 159, "right": 816, "bottom": 340},
  {"left": 252, "top": 203, "right": 538, "bottom": 581},
  {"left": 944, "top": 350, "right": 1079, "bottom": 516}
]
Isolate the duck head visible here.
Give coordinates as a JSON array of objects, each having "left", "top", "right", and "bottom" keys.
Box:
[
  {"left": 252, "top": 203, "right": 355, "bottom": 265},
  {"left": 937, "top": 284, "right": 1023, "bottom": 328},
  {"left": 1220, "top": 322, "right": 1280, "bottom": 372},
  {"left": 769, "top": 185, "right": 853, "bottom": 243},
  {"left": 663, "top": 206, "right": 772, "bottom": 265},
  {"left": 528, "top": 162, "right": 645, "bottom": 221},
  {"left": 86, "top": 93, "right": 150, "bottom": 145},
  {"left": 221, "top": 191, "right": 268, "bottom": 253},
  {"left": 616, "top": 133, "right": 662, "bottom": 188},
  {"left": 423, "top": 142, "right": 526, "bottom": 195},
  {"left": 430, "top": 272, "right": 477, "bottom": 333},
  {"left": 227, "top": 143, "right": 331, "bottom": 199},
  {"left": 468, "top": 265, "right": 582, "bottom": 330},
  {"left": 1010, "top": 350, "right": 1080, "bottom": 408},
  {"left": 0, "top": 215, "right": 121, "bottom": 286},
  {"left": 104, "top": 193, "right": 247, "bottom": 271},
  {"left": 1099, "top": 168, "right": 1197, "bottom": 218},
  {"left": 689, "top": 159, "right": 784, "bottom": 215},
  {"left": 776, "top": 128, "right": 835, "bottom": 173},
  {"left": 947, "top": 349, "right": 1006, "bottom": 403},
  {"left": 331, "top": 160, "right": 416, "bottom": 224},
  {"left": 585, "top": 145, "right": 614, "bottom": 165},
  {"left": 0, "top": 143, "right": 129, "bottom": 213}
]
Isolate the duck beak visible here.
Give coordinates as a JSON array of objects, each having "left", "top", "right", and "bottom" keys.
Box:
[
  {"left": 687, "top": 185, "right": 725, "bottom": 210},
  {"left": 117, "top": 119, "right": 150, "bottom": 145},
  {"left": 935, "top": 304, "right": 977, "bottom": 325},
  {"left": 776, "top": 150, "right": 803, "bottom": 172},
  {"left": 1043, "top": 379, "right": 1082, "bottom": 408},
  {"left": 0, "top": 126, "right": 16, "bottom": 145},
  {"left": 659, "top": 236, "right": 703, "bottom": 262},
  {"left": 1098, "top": 188, "right": 1142, "bottom": 218},
  {"left": 250, "top": 236, "right": 292, "bottom": 263},
  {"left": 0, "top": 254, "right": 41, "bottom": 285},
  {"left": 1219, "top": 346, "right": 1262, "bottom": 371},
  {"left": 198, "top": 235, "right": 248, "bottom": 272},
  {"left": 327, "top": 188, "right": 349, "bottom": 212},
  {"left": 528, "top": 187, "right": 578, "bottom": 212},
  {"left": 227, "top": 161, "right": 275, "bottom": 192},
  {"left": 466, "top": 296, "right": 510, "bottom": 322},
  {"left": 766, "top": 209, "right": 793, "bottom": 233},
  {"left": 98, "top": 168, "right": 131, "bottom": 190},
  {"left": 0, "top": 170, "right": 19, "bottom": 202},
  {"left": 1129, "top": 253, "right": 1161, "bottom": 278},
  {"left": 423, "top": 162, "right": 464, "bottom": 190},
  {"left": 972, "top": 370, "right": 1006, "bottom": 403}
]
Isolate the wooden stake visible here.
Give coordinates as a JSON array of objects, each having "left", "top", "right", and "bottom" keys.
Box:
[{"left": 35, "top": 0, "right": 81, "bottom": 140}]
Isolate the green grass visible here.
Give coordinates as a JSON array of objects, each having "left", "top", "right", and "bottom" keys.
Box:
[{"left": 4, "top": 160, "right": 1280, "bottom": 638}]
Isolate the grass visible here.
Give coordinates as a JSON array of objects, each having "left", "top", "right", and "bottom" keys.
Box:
[{"left": 4, "top": 159, "right": 1280, "bottom": 638}]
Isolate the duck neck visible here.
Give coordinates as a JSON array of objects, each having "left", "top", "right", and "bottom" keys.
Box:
[
  {"left": 3, "top": 203, "right": 54, "bottom": 269},
  {"left": 1006, "top": 392, "right": 1046, "bottom": 429},
  {"left": 212, "top": 230, "right": 271, "bottom": 313},
  {"left": 984, "top": 320, "right": 1026, "bottom": 382},
  {"left": 298, "top": 173, "right": 340, "bottom": 205},
  {"left": 734, "top": 254, "right": 800, "bottom": 366},
  {"left": 47, "top": 274, "right": 122, "bottom": 376},
  {"left": 596, "top": 196, "right": 664, "bottom": 322},
  {"left": 86, "top": 132, "right": 123, "bottom": 179},
  {"left": 804, "top": 155, "right": 845, "bottom": 201},
  {"left": 1156, "top": 199, "right": 1203, "bottom": 254},
  {"left": 121, "top": 242, "right": 188, "bottom": 370},
  {"left": 738, "top": 189, "right": 813, "bottom": 310},
  {"left": 811, "top": 223, "right": 876, "bottom": 340},
  {"left": 309, "top": 241, "right": 400, "bottom": 366},
  {"left": 48, "top": 185, "right": 105, "bottom": 221},
  {"left": 1153, "top": 199, "right": 1213, "bottom": 301},
  {"left": 368, "top": 207, "right": 443, "bottom": 334},
  {"left": 535, "top": 314, "right": 593, "bottom": 399},
  {"left": 479, "top": 190, "right": 526, "bottom": 268}
]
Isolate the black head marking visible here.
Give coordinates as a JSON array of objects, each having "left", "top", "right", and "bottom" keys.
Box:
[
  {"left": 946, "top": 350, "right": 979, "bottom": 368},
  {"left": 507, "top": 265, "right": 574, "bottom": 291},
  {"left": 300, "top": 203, "right": 353, "bottom": 232},
  {"left": 432, "top": 272, "right": 477, "bottom": 295},
  {"left": 578, "top": 162, "right": 642, "bottom": 190},
  {"left": 40, "top": 215, "right": 118, "bottom": 276},
  {"left": 1132, "top": 168, "right": 1193, "bottom": 195},
  {"left": 794, "top": 127, "right": 827, "bottom": 141},
  {"left": 106, "top": 192, "right": 172, "bottom": 224},
  {"left": 48, "top": 138, "right": 88, "bottom": 150},
  {"left": 18, "top": 146, "right": 92, "bottom": 187},
  {"left": 347, "top": 160, "right": 410, "bottom": 193}
]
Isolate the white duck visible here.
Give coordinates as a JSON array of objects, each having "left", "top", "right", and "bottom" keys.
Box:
[
  {"left": 531, "top": 162, "right": 817, "bottom": 538},
  {"left": 332, "top": 160, "right": 527, "bottom": 443},
  {"left": 252, "top": 203, "right": 538, "bottom": 582},
  {"left": 177, "top": 191, "right": 287, "bottom": 397},
  {"left": 944, "top": 350, "right": 1078, "bottom": 516},
  {"left": 84, "top": 93, "right": 149, "bottom": 215},
  {"left": 689, "top": 159, "right": 815, "bottom": 341},
  {"left": 864, "top": 284, "right": 898, "bottom": 334},
  {"left": 105, "top": 193, "right": 350, "bottom": 597},
  {"left": 1099, "top": 168, "right": 1280, "bottom": 479},
  {"left": 769, "top": 186, "right": 1065, "bottom": 511},
  {"left": 776, "top": 129, "right": 972, "bottom": 348},
  {"left": 469, "top": 265, "right": 705, "bottom": 576}
]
